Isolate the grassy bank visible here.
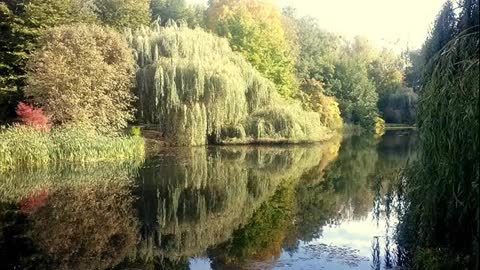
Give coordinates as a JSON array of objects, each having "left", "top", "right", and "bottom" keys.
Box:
[{"left": 0, "top": 126, "right": 145, "bottom": 171}]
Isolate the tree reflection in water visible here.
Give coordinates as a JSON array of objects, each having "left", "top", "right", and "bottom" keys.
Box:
[
  {"left": 0, "top": 163, "right": 140, "bottom": 270},
  {"left": 0, "top": 130, "right": 417, "bottom": 270}
]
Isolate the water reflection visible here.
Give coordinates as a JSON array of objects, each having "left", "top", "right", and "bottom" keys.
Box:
[
  {"left": 0, "top": 163, "right": 140, "bottom": 270},
  {"left": 130, "top": 141, "right": 342, "bottom": 266},
  {"left": 0, "top": 130, "right": 416, "bottom": 270}
]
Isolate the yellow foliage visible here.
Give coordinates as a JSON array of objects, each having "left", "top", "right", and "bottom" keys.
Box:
[
  {"left": 374, "top": 116, "right": 385, "bottom": 136},
  {"left": 299, "top": 80, "right": 343, "bottom": 131},
  {"left": 25, "top": 23, "right": 136, "bottom": 133},
  {"left": 206, "top": 0, "right": 297, "bottom": 97}
]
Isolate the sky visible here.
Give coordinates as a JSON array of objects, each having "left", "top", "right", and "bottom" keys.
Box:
[{"left": 187, "top": 0, "right": 448, "bottom": 50}]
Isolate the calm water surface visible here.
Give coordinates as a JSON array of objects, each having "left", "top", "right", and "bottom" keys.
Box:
[{"left": 0, "top": 130, "right": 416, "bottom": 270}]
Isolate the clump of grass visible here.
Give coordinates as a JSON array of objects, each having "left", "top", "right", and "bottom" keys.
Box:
[{"left": 0, "top": 126, "right": 145, "bottom": 171}]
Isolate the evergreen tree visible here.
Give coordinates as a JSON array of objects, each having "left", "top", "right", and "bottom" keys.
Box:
[
  {"left": 94, "top": 0, "right": 150, "bottom": 29},
  {"left": 422, "top": 0, "right": 457, "bottom": 64}
]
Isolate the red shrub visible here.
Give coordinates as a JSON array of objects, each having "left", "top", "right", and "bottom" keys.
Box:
[
  {"left": 16, "top": 102, "right": 51, "bottom": 131},
  {"left": 19, "top": 189, "right": 50, "bottom": 214}
]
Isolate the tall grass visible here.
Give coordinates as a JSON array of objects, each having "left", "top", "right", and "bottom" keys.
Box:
[{"left": 0, "top": 126, "right": 145, "bottom": 171}]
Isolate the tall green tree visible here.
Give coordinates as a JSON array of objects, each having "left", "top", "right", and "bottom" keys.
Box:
[
  {"left": 151, "top": 0, "right": 206, "bottom": 27},
  {"left": 404, "top": 49, "right": 424, "bottom": 91},
  {"left": 368, "top": 49, "right": 403, "bottom": 98},
  {"left": 422, "top": 0, "right": 456, "bottom": 65},
  {"left": 399, "top": 0, "right": 479, "bottom": 268},
  {"left": 289, "top": 14, "right": 340, "bottom": 85},
  {"left": 206, "top": 0, "right": 298, "bottom": 97},
  {"left": 322, "top": 37, "right": 381, "bottom": 130},
  {"left": 329, "top": 55, "right": 379, "bottom": 129},
  {"left": 94, "top": 0, "right": 150, "bottom": 29}
]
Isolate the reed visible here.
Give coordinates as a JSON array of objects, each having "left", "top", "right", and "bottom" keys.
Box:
[{"left": 0, "top": 125, "right": 145, "bottom": 171}]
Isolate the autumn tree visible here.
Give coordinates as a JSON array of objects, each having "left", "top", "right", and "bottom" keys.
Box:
[
  {"left": 206, "top": 0, "right": 297, "bottom": 97},
  {"left": 25, "top": 24, "right": 136, "bottom": 133}
]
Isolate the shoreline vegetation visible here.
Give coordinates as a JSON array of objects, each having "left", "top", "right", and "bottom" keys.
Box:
[
  {"left": 129, "top": 24, "right": 339, "bottom": 146},
  {"left": 0, "top": 1, "right": 477, "bottom": 269},
  {"left": 0, "top": 0, "right": 417, "bottom": 168},
  {"left": 0, "top": 126, "right": 145, "bottom": 172}
]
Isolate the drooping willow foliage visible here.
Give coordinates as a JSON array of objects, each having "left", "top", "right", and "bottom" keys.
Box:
[
  {"left": 132, "top": 143, "right": 340, "bottom": 260},
  {"left": 127, "top": 23, "right": 333, "bottom": 146},
  {"left": 399, "top": 27, "right": 479, "bottom": 268}
]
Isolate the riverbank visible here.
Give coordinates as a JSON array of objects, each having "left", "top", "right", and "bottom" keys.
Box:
[{"left": 385, "top": 124, "right": 416, "bottom": 130}]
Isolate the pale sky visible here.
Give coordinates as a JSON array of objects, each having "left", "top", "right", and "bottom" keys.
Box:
[{"left": 188, "top": 0, "right": 447, "bottom": 50}]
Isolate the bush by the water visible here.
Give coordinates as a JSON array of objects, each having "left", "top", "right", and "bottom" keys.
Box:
[
  {"left": 0, "top": 126, "right": 145, "bottom": 171},
  {"left": 25, "top": 23, "right": 136, "bottom": 134},
  {"left": 15, "top": 102, "right": 51, "bottom": 131},
  {"left": 128, "top": 23, "right": 336, "bottom": 146},
  {"left": 298, "top": 80, "right": 343, "bottom": 131}
]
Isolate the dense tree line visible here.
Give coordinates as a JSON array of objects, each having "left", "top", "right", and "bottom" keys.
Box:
[
  {"left": 0, "top": 0, "right": 150, "bottom": 121},
  {"left": 0, "top": 0, "right": 418, "bottom": 133}
]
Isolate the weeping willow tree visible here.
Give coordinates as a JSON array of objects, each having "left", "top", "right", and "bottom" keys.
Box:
[
  {"left": 398, "top": 10, "right": 479, "bottom": 269},
  {"left": 127, "top": 23, "right": 333, "bottom": 146}
]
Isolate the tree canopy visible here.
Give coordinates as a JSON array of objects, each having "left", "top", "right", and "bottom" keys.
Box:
[
  {"left": 206, "top": 0, "right": 297, "bottom": 97},
  {"left": 25, "top": 24, "right": 136, "bottom": 133}
]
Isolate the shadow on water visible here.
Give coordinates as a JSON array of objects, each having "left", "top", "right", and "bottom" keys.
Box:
[{"left": 0, "top": 130, "right": 417, "bottom": 270}]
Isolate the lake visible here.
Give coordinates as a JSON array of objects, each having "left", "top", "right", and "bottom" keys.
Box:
[{"left": 0, "top": 130, "right": 416, "bottom": 270}]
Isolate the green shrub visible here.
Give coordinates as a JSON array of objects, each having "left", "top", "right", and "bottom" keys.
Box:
[
  {"left": 0, "top": 126, "right": 144, "bottom": 171},
  {"left": 25, "top": 23, "right": 136, "bottom": 134},
  {"left": 131, "top": 126, "right": 142, "bottom": 137}
]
